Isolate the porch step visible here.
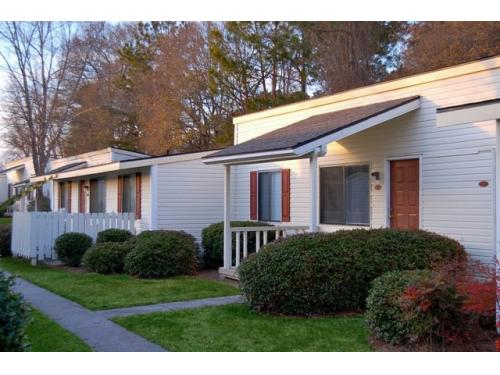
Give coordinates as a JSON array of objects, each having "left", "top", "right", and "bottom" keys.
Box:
[{"left": 219, "top": 267, "right": 239, "bottom": 281}]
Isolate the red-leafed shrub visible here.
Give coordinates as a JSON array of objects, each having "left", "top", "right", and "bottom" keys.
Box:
[{"left": 366, "top": 259, "right": 497, "bottom": 350}]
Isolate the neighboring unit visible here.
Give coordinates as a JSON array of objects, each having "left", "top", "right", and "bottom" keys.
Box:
[
  {"left": 30, "top": 148, "right": 224, "bottom": 243},
  {"left": 204, "top": 55, "right": 500, "bottom": 278},
  {"left": 0, "top": 157, "right": 49, "bottom": 213}
]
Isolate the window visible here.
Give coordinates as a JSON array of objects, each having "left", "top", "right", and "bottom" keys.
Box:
[
  {"left": 320, "top": 165, "right": 369, "bottom": 225},
  {"left": 59, "top": 182, "right": 68, "bottom": 210},
  {"left": 89, "top": 178, "right": 106, "bottom": 213},
  {"left": 122, "top": 174, "right": 136, "bottom": 213},
  {"left": 258, "top": 171, "right": 281, "bottom": 222}
]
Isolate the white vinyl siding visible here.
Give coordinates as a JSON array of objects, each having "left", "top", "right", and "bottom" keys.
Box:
[
  {"left": 230, "top": 63, "right": 499, "bottom": 263},
  {"left": 156, "top": 158, "right": 224, "bottom": 244}
]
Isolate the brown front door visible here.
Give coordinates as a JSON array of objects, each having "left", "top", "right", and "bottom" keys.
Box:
[{"left": 390, "top": 159, "right": 419, "bottom": 230}]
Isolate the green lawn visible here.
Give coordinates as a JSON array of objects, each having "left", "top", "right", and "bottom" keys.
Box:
[
  {"left": 26, "top": 308, "right": 91, "bottom": 352},
  {"left": 0, "top": 258, "right": 239, "bottom": 310},
  {"left": 0, "top": 217, "right": 12, "bottom": 225},
  {"left": 114, "top": 304, "right": 372, "bottom": 352}
]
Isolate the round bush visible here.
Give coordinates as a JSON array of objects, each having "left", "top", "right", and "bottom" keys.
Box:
[
  {"left": 82, "top": 242, "right": 132, "bottom": 274},
  {"left": 201, "top": 221, "right": 274, "bottom": 269},
  {"left": 238, "top": 229, "right": 467, "bottom": 315},
  {"left": 54, "top": 232, "right": 93, "bottom": 266},
  {"left": 125, "top": 230, "right": 198, "bottom": 278},
  {"left": 365, "top": 269, "right": 464, "bottom": 346},
  {"left": 0, "top": 271, "right": 30, "bottom": 351},
  {"left": 0, "top": 224, "right": 12, "bottom": 257},
  {"left": 96, "top": 229, "right": 133, "bottom": 244}
]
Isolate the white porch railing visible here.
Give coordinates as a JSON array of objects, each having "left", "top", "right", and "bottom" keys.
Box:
[
  {"left": 221, "top": 225, "right": 308, "bottom": 279},
  {"left": 11, "top": 211, "right": 136, "bottom": 260}
]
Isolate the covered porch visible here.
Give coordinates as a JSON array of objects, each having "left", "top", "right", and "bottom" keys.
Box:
[{"left": 204, "top": 96, "right": 422, "bottom": 279}]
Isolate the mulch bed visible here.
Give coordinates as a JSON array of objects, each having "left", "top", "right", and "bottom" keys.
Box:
[
  {"left": 196, "top": 269, "right": 239, "bottom": 288},
  {"left": 370, "top": 329, "right": 497, "bottom": 352}
]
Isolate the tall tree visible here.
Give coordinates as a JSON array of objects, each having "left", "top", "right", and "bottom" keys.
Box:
[
  {"left": 397, "top": 22, "right": 500, "bottom": 76},
  {"left": 0, "top": 22, "right": 100, "bottom": 174},
  {"left": 208, "top": 22, "right": 313, "bottom": 115},
  {"left": 302, "top": 21, "right": 404, "bottom": 94},
  {"left": 62, "top": 23, "right": 141, "bottom": 156}
]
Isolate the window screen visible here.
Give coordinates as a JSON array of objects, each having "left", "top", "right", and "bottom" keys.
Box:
[
  {"left": 59, "top": 182, "right": 67, "bottom": 210},
  {"left": 258, "top": 171, "right": 281, "bottom": 222},
  {"left": 122, "top": 175, "right": 136, "bottom": 213},
  {"left": 89, "top": 178, "right": 106, "bottom": 213},
  {"left": 320, "top": 165, "right": 369, "bottom": 225}
]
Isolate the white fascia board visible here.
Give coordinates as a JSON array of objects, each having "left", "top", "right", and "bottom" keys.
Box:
[
  {"left": 293, "top": 98, "right": 421, "bottom": 156},
  {"left": 121, "top": 150, "right": 215, "bottom": 169},
  {"left": 31, "top": 162, "right": 121, "bottom": 182},
  {"left": 202, "top": 149, "right": 296, "bottom": 165},
  {"left": 32, "top": 150, "right": 217, "bottom": 182},
  {"left": 437, "top": 100, "right": 500, "bottom": 127}
]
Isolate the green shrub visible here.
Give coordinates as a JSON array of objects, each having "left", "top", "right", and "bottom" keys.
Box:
[
  {"left": 366, "top": 269, "right": 465, "bottom": 347},
  {"left": 201, "top": 221, "right": 274, "bottom": 269},
  {"left": 82, "top": 242, "right": 132, "bottom": 274},
  {"left": 96, "top": 229, "right": 133, "bottom": 244},
  {"left": 0, "top": 271, "right": 30, "bottom": 351},
  {"left": 238, "top": 229, "right": 467, "bottom": 315},
  {"left": 54, "top": 232, "right": 93, "bottom": 266},
  {"left": 0, "top": 225, "right": 11, "bottom": 257},
  {"left": 125, "top": 230, "right": 198, "bottom": 278}
]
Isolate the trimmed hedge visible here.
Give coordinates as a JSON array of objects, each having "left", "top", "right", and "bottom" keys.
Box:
[
  {"left": 238, "top": 229, "right": 467, "bottom": 315},
  {"left": 54, "top": 232, "right": 93, "bottom": 267},
  {"left": 0, "top": 271, "right": 30, "bottom": 351},
  {"left": 82, "top": 242, "right": 132, "bottom": 274},
  {"left": 96, "top": 229, "right": 133, "bottom": 244},
  {"left": 125, "top": 230, "right": 198, "bottom": 278},
  {"left": 201, "top": 221, "right": 274, "bottom": 269},
  {"left": 0, "top": 225, "right": 11, "bottom": 257}
]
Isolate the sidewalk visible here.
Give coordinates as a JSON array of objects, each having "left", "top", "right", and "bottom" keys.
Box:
[{"left": 11, "top": 276, "right": 166, "bottom": 352}]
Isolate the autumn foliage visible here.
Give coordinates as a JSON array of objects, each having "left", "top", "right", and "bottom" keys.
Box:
[{"left": 366, "top": 258, "right": 497, "bottom": 351}]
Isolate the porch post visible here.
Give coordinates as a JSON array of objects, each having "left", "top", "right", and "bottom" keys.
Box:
[
  {"left": 223, "top": 164, "right": 232, "bottom": 269},
  {"left": 309, "top": 151, "right": 319, "bottom": 232}
]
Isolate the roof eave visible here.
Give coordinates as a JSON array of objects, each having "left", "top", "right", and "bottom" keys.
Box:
[
  {"left": 206, "top": 97, "right": 421, "bottom": 165},
  {"left": 203, "top": 149, "right": 297, "bottom": 165}
]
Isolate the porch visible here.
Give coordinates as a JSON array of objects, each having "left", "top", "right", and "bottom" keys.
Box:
[
  {"left": 206, "top": 96, "right": 423, "bottom": 279},
  {"left": 219, "top": 225, "right": 308, "bottom": 279}
]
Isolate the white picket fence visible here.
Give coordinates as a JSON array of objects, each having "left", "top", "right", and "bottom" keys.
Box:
[{"left": 11, "top": 212, "right": 136, "bottom": 260}]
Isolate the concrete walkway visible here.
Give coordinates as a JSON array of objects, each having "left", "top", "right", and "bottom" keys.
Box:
[
  {"left": 97, "top": 295, "right": 245, "bottom": 319},
  {"left": 11, "top": 277, "right": 166, "bottom": 352}
]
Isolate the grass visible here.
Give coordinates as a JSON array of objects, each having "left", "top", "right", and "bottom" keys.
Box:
[
  {"left": 0, "top": 258, "right": 239, "bottom": 310},
  {"left": 26, "top": 308, "right": 91, "bottom": 352},
  {"left": 114, "top": 304, "right": 372, "bottom": 352},
  {"left": 0, "top": 217, "right": 12, "bottom": 225}
]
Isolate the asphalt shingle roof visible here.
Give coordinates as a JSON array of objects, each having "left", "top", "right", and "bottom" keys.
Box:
[
  {"left": 45, "top": 161, "right": 87, "bottom": 175},
  {"left": 206, "top": 96, "right": 420, "bottom": 159}
]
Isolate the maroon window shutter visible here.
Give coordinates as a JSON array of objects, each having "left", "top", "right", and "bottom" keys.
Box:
[
  {"left": 281, "top": 169, "right": 291, "bottom": 222},
  {"left": 79, "top": 180, "right": 86, "bottom": 213},
  {"left": 117, "top": 176, "right": 123, "bottom": 213},
  {"left": 135, "top": 173, "right": 142, "bottom": 220},
  {"left": 67, "top": 182, "right": 72, "bottom": 213},
  {"left": 250, "top": 171, "right": 258, "bottom": 220}
]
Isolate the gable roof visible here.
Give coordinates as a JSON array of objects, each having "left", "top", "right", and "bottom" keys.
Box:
[
  {"left": 205, "top": 96, "right": 420, "bottom": 164},
  {"left": 233, "top": 55, "right": 500, "bottom": 126}
]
